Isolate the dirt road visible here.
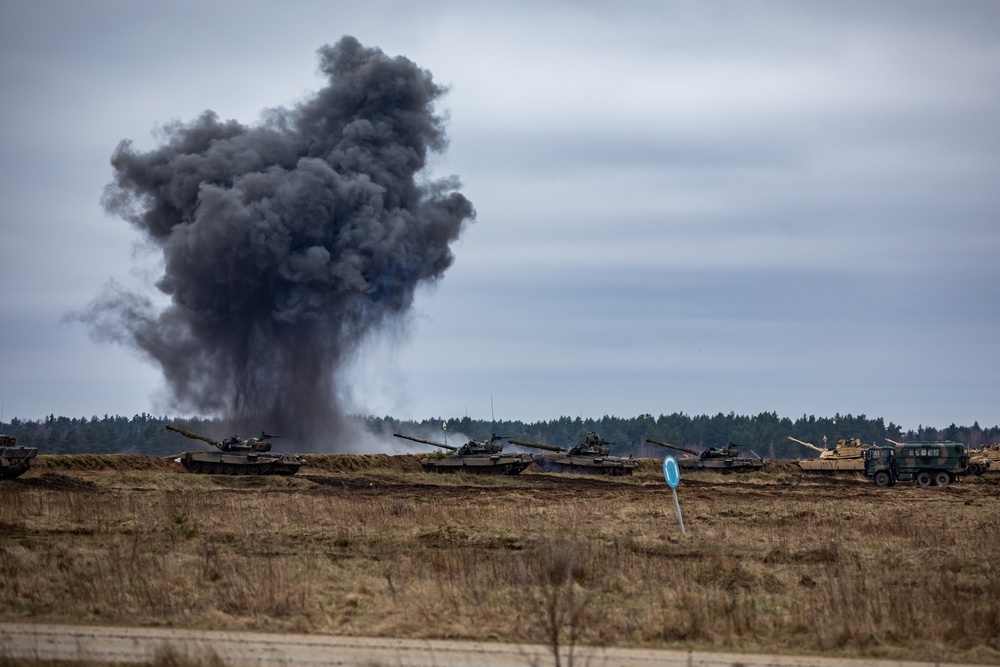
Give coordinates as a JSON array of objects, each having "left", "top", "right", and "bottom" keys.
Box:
[{"left": 0, "top": 623, "right": 980, "bottom": 667}]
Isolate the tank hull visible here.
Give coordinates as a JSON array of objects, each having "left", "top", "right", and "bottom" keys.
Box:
[
  {"left": 676, "top": 457, "right": 765, "bottom": 473},
  {"left": 533, "top": 454, "right": 639, "bottom": 476},
  {"left": 796, "top": 458, "right": 865, "bottom": 473},
  {"left": 0, "top": 445, "right": 38, "bottom": 479},
  {"left": 420, "top": 455, "right": 534, "bottom": 475},
  {"left": 178, "top": 451, "right": 305, "bottom": 475}
]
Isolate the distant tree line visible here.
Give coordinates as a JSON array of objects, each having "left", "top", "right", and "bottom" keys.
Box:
[{"left": 5, "top": 412, "right": 996, "bottom": 458}]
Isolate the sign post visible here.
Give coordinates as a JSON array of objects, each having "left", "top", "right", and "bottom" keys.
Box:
[{"left": 662, "top": 455, "right": 685, "bottom": 536}]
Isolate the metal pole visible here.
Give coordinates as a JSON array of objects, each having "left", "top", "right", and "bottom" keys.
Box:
[{"left": 672, "top": 487, "right": 685, "bottom": 536}]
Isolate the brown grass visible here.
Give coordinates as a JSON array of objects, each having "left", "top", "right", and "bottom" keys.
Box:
[{"left": 1, "top": 457, "right": 998, "bottom": 665}]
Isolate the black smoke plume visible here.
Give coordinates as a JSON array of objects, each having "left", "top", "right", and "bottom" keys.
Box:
[{"left": 83, "top": 37, "right": 474, "bottom": 449}]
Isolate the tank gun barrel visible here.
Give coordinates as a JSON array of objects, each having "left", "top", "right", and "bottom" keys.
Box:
[
  {"left": 787, "top": 436, "right": 825, "bottom": 453},
  {"left": 393, "top": 433, "right": 459, "bottom": 451},
  {"left": 165, "top": 424, "right": 219, "bottom": 448},
  {"left": 884, "top": 438, "right": 903, "bottom": 446},
  {"left": 645, "top": 439, "right": 697, "bottom": 456},
  {"left": 508, "top": 440, "right": 563, "bottom": 453}
]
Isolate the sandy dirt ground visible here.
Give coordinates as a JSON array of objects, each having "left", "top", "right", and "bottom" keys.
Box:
[{"left": 0, "top": 622, "right": 989, "bottom": 667}]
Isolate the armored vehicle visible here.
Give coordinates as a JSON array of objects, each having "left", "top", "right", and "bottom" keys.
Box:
[
  {"left": 165, "top": 424, "right": 306, "bottom": 475},
  {"left": 0, "top": 433, "right": 37, "bottom": 479},
  {"left": 787, "top": 436, "right": 867, "bottom": 473},
  {"left": 645, "top": 438, "right": 765, "bottom": 473},
  {"left": 965, "top": 444, "right": 997, "bottom": 476},
  {"left": 863, "top": 440, "right": 969, "bottom": 487},
  {"left": 393, "top": 432, "right": 534, "bottom": 475},
  {"left": 509, "top": 432, "right": 639, "bottom": 476}
]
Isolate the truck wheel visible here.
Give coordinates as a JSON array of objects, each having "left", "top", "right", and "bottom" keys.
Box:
[
  {"left": 916, "top": 471, "right": 933, "bottom": 487},
  {"left": 934, "top": 471, "right": 951, "bottom": 486},
  {"left": 874, "top": 471, "right": 891, "bottom": 487}
]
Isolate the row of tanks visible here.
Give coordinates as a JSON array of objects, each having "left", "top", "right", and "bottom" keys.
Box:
[
  {"left": 9, "top": 422, "right": 990, "bottom": 480},
  {"left": 395, "top": 431, "right": 639, "bottom": 476}
]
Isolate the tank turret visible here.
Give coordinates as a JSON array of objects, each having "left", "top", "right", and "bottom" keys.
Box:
[{"left": 165, "top": 423, "right": 277, "bottom": 452}]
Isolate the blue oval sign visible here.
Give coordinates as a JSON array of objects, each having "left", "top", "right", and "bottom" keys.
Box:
[{"left": 663, "top": 455, "right": 680, "bottom": 489}]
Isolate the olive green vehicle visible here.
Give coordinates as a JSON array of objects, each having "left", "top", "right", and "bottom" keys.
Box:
[
  {"left": 165, "top": 424, "right": 306, "bottom": 475},
  {"left": 787, "top": 436, "right": 867, "bottom": 473},
  {"left": 645, "top": 439, "right": 764, "bottom": 473},
  {"left": 393, "top": 432, "right": 534, "bottom": 475},
  {"left": 0, "top": 433, "right": 37, "bottom": 479},
  {"left": 863, "top": 440, "right": 969, "bottom": 487},
  {"left": 510, "top": 432, "right": 639, "bottom": 476}
]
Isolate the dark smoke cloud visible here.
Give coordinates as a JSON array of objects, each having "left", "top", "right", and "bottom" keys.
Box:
[{"left": 81, "top": 36, "right": 475, "bottom": 449}]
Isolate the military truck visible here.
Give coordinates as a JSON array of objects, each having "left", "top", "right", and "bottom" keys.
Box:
[{"left": 863, "top": 440, "right": 969, "bottom": 487}]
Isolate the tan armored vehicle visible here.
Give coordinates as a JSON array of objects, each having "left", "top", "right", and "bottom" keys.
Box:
[
  {"left": 165, "top": 424, "right": 306, "bottom": 475},
  {"left": 510, "top": 432, "right": 639, "bottom": 476},
  {"left": 965, "top": 444, "right": 997, "bottom": 476},
  {"left": 393, "top": 432, "right": 534, "bottom": 475},
  {"left": 646, "top": 438, "right": 764, "bottom": 473},
  {"left": 0, "top": 433, "right": 37, "bottom": 479},
  {"left": 788, "top": 436, "right": 867, "bottom": 473}
]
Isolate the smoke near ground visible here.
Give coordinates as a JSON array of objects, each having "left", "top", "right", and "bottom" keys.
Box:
[{"left": 81, "top": 36, "right": 475, "bottom": 450}]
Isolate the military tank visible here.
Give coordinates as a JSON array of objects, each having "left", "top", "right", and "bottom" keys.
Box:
[
  {"left": 645, "top": 438, "right": 764, "bottom": 473},
  {"left": 0, "top": 433, "right": 37, "bottom": 479},
  {"left": 965, "top": 443, "right": 997, "bottom": 476},
  {"left": 393, "top": 432, "right": 534, "bottom": 475},
  {"left": 787, "top": 436, "right": 867, "bottom": 473},
  {"left": 165, "top": 424, "right": 306, "bottom": 475},
  {"left": 509, "top": 432, "right": 639, "bottom": 476}
]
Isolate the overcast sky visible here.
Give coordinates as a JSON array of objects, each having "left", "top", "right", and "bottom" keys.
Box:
[{"left": 1, "top": 1, "right": 998, "bottom": 433}]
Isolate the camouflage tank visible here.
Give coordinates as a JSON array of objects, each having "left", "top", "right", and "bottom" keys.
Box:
[
  {"left": 165, "top": 424, "right": 306, "bottom": 475},
  {"left": 0, "top": 433, "right": 37, "bottom": 479},
  {"left": 787, "top": 436, "right": 867, "bottom": 473},
  {"left": 393, "top": 432, "right": 534, "bottom": 475},
  {"left": 645, "top": 438, "right": 764, "bottom": 473},
  {"left": 509, "top": 432, "right": 639, "bottom": 476}
]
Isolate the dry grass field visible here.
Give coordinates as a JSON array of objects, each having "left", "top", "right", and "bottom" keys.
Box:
[{"left": 1, "top": 454, "right": 998, "bottom": 665}]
